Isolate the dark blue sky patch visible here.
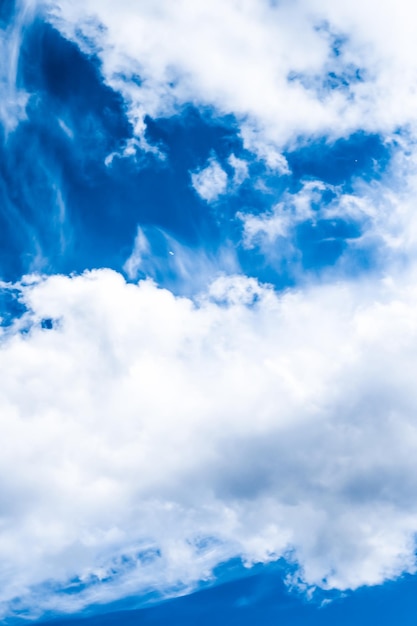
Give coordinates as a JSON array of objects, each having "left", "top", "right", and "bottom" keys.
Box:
[
  {"left": 0, "top": 286, "right": 27, "bottom": 328},
  {"left": 0, "top": 18, "right": 253, "bottom": 284},
  {"left": 0, "top": 11, "right": 396, "bottom": 292},
  {"left": 13, "top": 563, "right": 417, "bottom": 626},
  {"left": 140, "top": 107, "right": 250, "bottom": 245},
  {"left": 0, "top": 17, "right": 136, "bottom": 279},
  {"left": 0, "top": 0, "right": 15, "bottom": 28},
  {"left": 0, "top": 174, "right": 32, "bottom": 279},
  {"left": 0, "top": 119, "right": 72, "bottom": 273},
  {"left": 40, "top": 317, "right": 54, "bottom": 330},
  {"left": 19, "top": 19, "right": 132, "bottom": 171},
  {"left": 145, "top": 107, "right": 242, "bottom": 171},
  {"left": 20, "top": 20, "right": 117, "bottom": 120},
  {"left": 296, "top": 217, "right": 362, "bottom": 271},
  {"left": 285, "top": 132, "right": 391, "bottom": 189}
]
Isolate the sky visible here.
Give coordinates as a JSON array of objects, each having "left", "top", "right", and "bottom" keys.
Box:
[{"left": 1, "top": 0, "right": 417, "bottom": 623}]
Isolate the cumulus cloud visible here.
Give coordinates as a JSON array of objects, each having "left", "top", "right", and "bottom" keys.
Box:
[
  {"left": 1, "top": 267, "right": 417, "bottom": 616},
  {"left": 191, "top": 158, "right": 228, "bottom": 202},
  {"left": 44, "top": 0, "right": 417, "bottom": 153},
  {"left": 190, "top": 154, "right": 250, "bottom": 204}
]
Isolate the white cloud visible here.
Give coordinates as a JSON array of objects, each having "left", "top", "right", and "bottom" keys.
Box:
[
  {"left": 228, "top": 153, "right": 249, "bottom": 185},
  {"left": 190, "top": 154, "right": 250, "bottom": 204},
  {"left": 1, "top": 267, "right": 417, "bottom": 616},
  {"left": 239, "top": 180, "right": 325, "bottom": 248},
  {"left": 43, "top": 0, "right": 417, "bottom": 154},
  {"left": 191, "top": 158, "right": 228, "bottom": 202},
  {"left": 237, "top": 138, "right": 417, "bottom": 275}
]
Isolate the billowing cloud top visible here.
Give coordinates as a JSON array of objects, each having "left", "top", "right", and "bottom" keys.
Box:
[{"left": 1, "top": 0, "right": 417, "bottom": 621}]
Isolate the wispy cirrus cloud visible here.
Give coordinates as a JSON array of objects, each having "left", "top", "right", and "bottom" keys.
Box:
[{"left": 0, "top": 0, "right": 35, "bottom": 133}]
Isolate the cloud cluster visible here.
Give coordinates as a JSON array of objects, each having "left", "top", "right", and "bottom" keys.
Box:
[
  {"left": 238, "top": 135, "right": 417, "bottom": 277},
  {"left": 1, "top": 267, "right": 417, "bottom": 616},
  {"left": 3, "top": 0, "right": 417, "bottom": 619},
  {"left": 44, "top": 0, "right": 417, "bottom": 155}
]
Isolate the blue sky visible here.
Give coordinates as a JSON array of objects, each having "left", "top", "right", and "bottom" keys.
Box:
[
  {"left": 1, "top": 0, "right": 417, "bottom": 624},
  {"left": 19, "top": 565, "right": 417, "bottom": 626}
]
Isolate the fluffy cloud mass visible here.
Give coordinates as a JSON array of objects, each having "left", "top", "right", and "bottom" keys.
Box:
[
  {"left": 45, "top": 0, "right": 417, "bottom": 153},
  {"left": 191, "top": 158, "right": 228, "bottom": 202},
  {"left": 1, "top": 267, "right": 417, "bottom": 616},
  {"left": 3, "top": 0, "right": 417, "bottom": 620}
]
